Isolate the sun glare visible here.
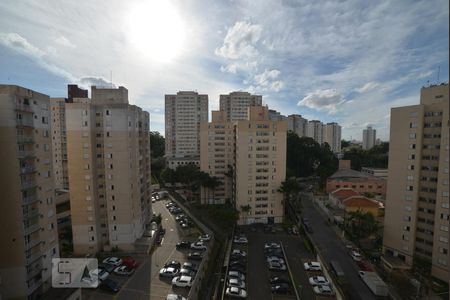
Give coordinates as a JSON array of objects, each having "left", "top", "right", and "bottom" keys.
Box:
[{"left": 126, "top": 1, "right": 185, "bottom": 63}]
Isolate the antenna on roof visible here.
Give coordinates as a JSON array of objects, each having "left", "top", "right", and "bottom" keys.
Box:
[
  {"left": 110, "top": 70, "right": 113, "bottom": 88},
  {"left": 437, "top": 65, "right": 440, "bottom": 83}
]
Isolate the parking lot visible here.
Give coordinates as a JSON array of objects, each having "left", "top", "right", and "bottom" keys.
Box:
[{"left": 149, "top": 198, "right": 205, "bottom": 300}]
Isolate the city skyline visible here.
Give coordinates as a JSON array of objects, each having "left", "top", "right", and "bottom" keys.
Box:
[{"left": 0, "top": 0, "right": 448, "bottom": 141}]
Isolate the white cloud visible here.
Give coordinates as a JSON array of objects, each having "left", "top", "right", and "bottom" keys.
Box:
[
  {"left": 252, "top": 69, "right": 284, "bottom": 92},
  {"left": 215, "top": 21, "right": 262, "bottom": 60},
  {"left": 78, "top": 77, "right": 114, "bottom": 89},
  {"left": 55, "top": 35, "right": 76, "bottom": 48},
  {"left": 0, "top": 32, "right": 45, "bottom": 58},
  {"left": 298, "top": 89, "right": 346, "bottom": 112},
  {"left": 355, "top": 82, "right": 379, "bottom": 93}
]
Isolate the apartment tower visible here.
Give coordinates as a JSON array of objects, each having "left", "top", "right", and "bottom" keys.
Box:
[
  {"left": 66, "top": 86, "right": 151, "bottom": 255},
  {"left": 362, "top": 126, "right": 376, "bottom": 150},
  {"left": 307, "top": 120, "right": 324, "bottom": 144},
  {"left": 219, "top": 91, "right": 262, "bottom": 121},
  {"left": 324, "top": 122, "right": 342, "bottom": 153},
  {"left": 0, "top": 85, "right": 59, "bottom": 299},
  {"left": 165, "top": 91, "right": 208, "bottom": 169},
  {"left": 200, "top": 106, "right": 287, "bottom": 225},
  {"left": 287, "top": 114, "right": 308, "bottom": 137},
  {"left": 382, "top": 83, "right": 449, "bottom": 281}
]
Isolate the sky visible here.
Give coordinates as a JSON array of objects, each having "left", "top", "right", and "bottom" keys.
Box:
[{"left": 0, "top": 0, "right": 448, "bottom": 141}]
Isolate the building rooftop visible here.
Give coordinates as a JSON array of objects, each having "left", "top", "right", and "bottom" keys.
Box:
[
  {"left": 331, "top": 188, "right": 360, "bottom": 201},
  {"left": 329, "top": 168, "right": 377, "bottom": 179},
  {"left": 342, "top": 196, "right": 383, "bottom": 208}
]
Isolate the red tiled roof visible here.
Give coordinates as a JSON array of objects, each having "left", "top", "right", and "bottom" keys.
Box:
[
  {"left": 331, "top": 188, "right": 359, "bottom": 201},
  {"left": 342, "top": 196, "right": 381, "bottom": 208}
]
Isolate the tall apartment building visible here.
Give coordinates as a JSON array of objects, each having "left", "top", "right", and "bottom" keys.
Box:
[
  {"left": 268, "top": 109, "right": 286, "bottom": 121},
  {"left": 200, "top": 106, "right": 287, "bottom": 225},
  {"left": 382, "top": 83, "right": 449, "bottom": 282},
  {"left": 307, "top": 120, "right": 324, "bottom": 144},
  {"left": 66, "top": 86, "right": 151, "bottom": 255},
  {"left": 0, "top": 85, "right": 59, "bottom": 299},
  {"left": 324, "top": 122, "right": 342, "bottom": 153},
  {"left": 165, "top": 91, "right": 208, "bottom": 169},
  {"left": 362, "top": 126, "right": 376, "bottom": 150},
  {"left": 286, "top": 114, "right": 308, "bottom": 137},
  {"left": 219, "top": 91, "right": 262, "bottom": 121}
]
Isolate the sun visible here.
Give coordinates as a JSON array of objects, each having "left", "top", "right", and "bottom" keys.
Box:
[{"left": 126, "top": 1, "right": 185, "bottom": 63}]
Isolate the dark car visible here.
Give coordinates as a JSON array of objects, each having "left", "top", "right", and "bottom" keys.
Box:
[
  {"left": 100, "top": 278, "right": 120, "bottom": 293},
  {"left": 229, "top": 265, "right": 246, "bottom": 274},
  {"left": 271, "top": 283, "right": 292, "bottom": 294},
  {"left": 176, "top": 241, "right": 191, "bottom": 250},
  {"left": 164, "top": 260, "right": 181, "bottom": 269},
  {"left": 230, "top": 256, "right": 247, "bottom": 264},
  {"left": 99, "top": 263, "right": 115, "bottom": 274},
  {"left": 270, "top": 277, "right": 291, "bottom": 285},
  {"left": 188, "top": 252, "right": 203, "bottom": 261},
  {"left": 229, "top": 261, "right": 246, "bottom": 268},
  {"left": 159, "top": 227, "right": 166, "bottom": 235}
]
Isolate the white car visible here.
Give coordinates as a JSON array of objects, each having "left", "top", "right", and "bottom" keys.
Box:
[
  {"left": 313, "top": 284, "right": 335, "bottom": 296},
  {"left": 166, "top": 294, "right": 187, "bottom": 300},
  {"left": 303, "top": 261, "right": 322, "bottom": 271},
  {"left": 231, "top": 249, "right": 247, "bottom": 257},
  {"left": 228, "top": 271, "right": 246, "bottom": 281},
  {"left": 268, "top": 260, "right": 287, "bottom": 271},
  {"left": 309, "top": 276, "right": 330, "bottom": 286},
  {"left": 90, "top": 268, "right": 109, "bottom": 281},
  {"left": 351, "top": 251, "right": 362, "bottom": 261},
  {"left": 264, "top": 242, "right": 281, "bottom": 249},
  {"left": 266, "top": 256, "right": 285, "bottom": 264},
  {"left": 228, "top": 277, "right": 246, "bottom": 289},
  {"left": 225, "top": 286, "right": 247, "bottom": 298},
  {"left": 159, "top": 267, "right": 179, "bottom": 278},
  {"left": 191, "top": 241, "right": 207, "bottom": 251},
  {"left": 103, "top": 257, "right": 123, "bottom": 267},
  {"left": 172, "top": 275, "right": 193, "bottom": 288},
  {"left": 113, "top": 265, "right": 135, "bottom": 276},
  {"left": 233, "top": 237, "right": 248, "bottom": 244},
  {"left": 199, "top": 234, "right": 211, "bottom": 242}
]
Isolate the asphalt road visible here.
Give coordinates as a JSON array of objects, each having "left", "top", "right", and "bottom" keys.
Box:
[{"left": 301, "top": 194, "right": 383, "bottom": 300}]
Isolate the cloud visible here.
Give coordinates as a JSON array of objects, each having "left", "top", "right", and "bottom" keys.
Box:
[
  {"left": 298, "top": 89, "right": 346, "bottom": 112},
  {"left": 215, "top": 21, "right": 262, "bottom": 60},
  {"left": 0, "top": 32, "right": 45, "bottom": 58},
  {"left": 55, "top": 35, "right": 76, "bottom": 48},
  {"left": 355, "top": 82, "right": 379, "bottom": 93},
  {"left": 252, "top": 69, "right": 284, "bottom": 92},
  {"left": 78, "top": 77, "right": 114, "bottom": 89}
]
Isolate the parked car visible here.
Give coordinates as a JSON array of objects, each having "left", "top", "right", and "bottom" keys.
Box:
[
  {"left": 229, "top": 261, "right": 246, "bottom": 268},
  {"left": 268, "top": 261, "right": 286, "bottom": 271},
  {"left": 188, "top": 252, "right": 203, "bottom": 260},
  {"left": 191, "top": 241, "right": 207, "bottom": 251},
  {"left": 303, "top": 261, "right": 322, "bottom": 271},
  {"left": 164, "top": 261, "right": 181, "bottom": 269},
  {"left": 265, "top": 249, "right": 283, "bottom": 257},
  {"left": 270, "top": 277, "right": 291, "bottom": 285},
  {"left": 233, "top": 236, "right": 248, "bottom": 244},
  {"left": 229, "top": 264, "right": 246, "bottom": 274},
  {"left": 103, "top": 257, "right": 123, "bottom": 267},
  {"left": 175, "top": 214, "right": 186, "bottom": 221},
  {"left": 98, "top": 263, "right": 115, "bottom": 274},
  {"left": 166, "top": 294, "right": 187, "bottom": 300},
  {"left": 231, "top": 249, "right": 247, "bottom": 257},
  {"left": 114, "top": 265, "right": 135, "bottom": 276},
  {"left": 100, "top": 278, "right": 120, "bottom": 293},
  {"left": 225, "top": 287, "right": 247, "bottom": 298},
  {"left": 313, "top": 284, "right": 335, "bottom": 296},
  {"left": 228, "top": 278, "right": 246, "bottom": 289},
  {"left": 228, "top": 271, "right": 246, "bottom": 281},
  {"left": 264, "top": 242, "right": 281, "bottom": 249},
  {"left": 266, "top": 256, "right": 285, "bottom": 264},
  {"left": 122, "top": 257, "right": 138, "bottom": 269},
  {"left": 179, "top": 268, "right": 196, "bottom": 277},
  {"left": 180, "top": 220, "right": 191, "bottom": 229},
  {"left": 166, "top": 202, "right": 175, "bottom": 208},
  {"left": 176, "top": 241, "right": 191, "bottom": 250},
  {"left": 172, "top": 275, "right": 193, "bottom": 288},
  {"left": 91, "top": 268, "right": 109, "bottom": 281},
  {"left": 271, "top": 283, "right": 292, "bottom": 294},
  {"left": 199, "top": 234, "right": 211, "bottom": 242},
  {"left": 309, "top": 276, "right": 330, "bottom": 286},
  {"left": 351, "top": 251, "right": 362, "bottom": 262},
  {"left": 159, "top": 267, "right": 180, "bottom": 278},
  {"left": 182, "top": 262, "right": 197, "bottom": 271},
  {"left": 230, "top": 256, "right": 247, "bottom": 264}
]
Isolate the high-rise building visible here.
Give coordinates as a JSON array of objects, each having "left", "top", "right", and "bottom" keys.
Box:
[
  {"left": 0, "top": 85, "right": 59, "bottom": 299},
  {"left": 324, "top": 122, "right": 342, "bottom": 153},
  {"left": 200, "top": 106, "right": 287, "bottom": 225},
  {"left": 165, "top": 91, "right": 208, "bottom": 169},
  {"left": 286, "top": 114, "right": 308, "bottom": 137},
  {"left": 219, "top": 91, "right": 262, "bottom": 121},
  {"left": 268, "top": 109, "right": 286, "bottom": 121},
  {"left": 307, "top": 120, "right": 324, "bottom": 144},
  {"left": 362, "top": 126, "right": 376, "bottom": 150},
  {"left": 51, "top": 98, "right": 70, "bottom": 190},
  {"left": 382, "top": 83, "right": 449, "bottom": 282},
  {"left": 66, "top": 86, "right": 151, "bottom": 255}
]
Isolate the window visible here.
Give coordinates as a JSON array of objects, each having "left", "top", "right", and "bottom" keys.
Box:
[
  {"left": 409, "top": 133, "right": 416, "bottom": 139},
  {"left": 440, "top": 225, "right": 449, "bottom": 232},
  {"left": 406, "top": 186, "right": 413, "bottom": 191},
  {"left": 409, "top": 144, "right": 416, "bottom": 149},
  {"left": 439, "top": 236, "right": 448, "bottom": 243},
  {"left": 405, "top": 195, "right": 412, "bottom": 201},
  {"left": 407, "top": 175, "right": 413, "bottom": 181}
]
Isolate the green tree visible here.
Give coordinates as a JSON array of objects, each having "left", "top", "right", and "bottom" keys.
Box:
[
  {"left": 160, "top": 167, "right": 176, "bottom": 186},
  {"left": 150, "top": 131, "right": 165, "bottom": 158},
  {"left": 346, "top": 210, "right": 382, "bottom": 242},
  {"left": 341, "top": 139, "right": 350, "bottom": 148},
  {"left": 343, "top": 142, "right": 389, "bottom": 170}
]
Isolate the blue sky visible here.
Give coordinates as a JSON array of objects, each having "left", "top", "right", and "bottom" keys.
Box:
[{"left": 0, "top": 0, "right": 448, "bottom": 140}]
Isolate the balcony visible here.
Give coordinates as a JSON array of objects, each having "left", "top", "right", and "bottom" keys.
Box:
[
  {"left": 18, "top": 150, "right": 36, "bottom": 159},
  {"left": 27, "top": 277, "right": 42, "bottom": 295},
  {"left": 17, "top": 135, "right": 35, "bottom": 144},
  {"left": 15, "top": 103, "right": 33, "bottom": 113},
  {"left": 26, "top": 261, "right": 43, "bottom": 280},
  {"left": 20, "top": 166, "right": 36, "bottom": 175},
  {"left": 24, "top": 223, "right": 41, "bottom": 235},
  {"left": 23, "top": 209, "right": 40, "bottom": 220},
  {"left": 26, "top": 251, "right": 42, "bottom": 265},
  {"left": 16, "top": 119, "right": 34, "bottom": 128},
  {"left": 22, "top": 194, "right": 39, "bottom": 205},
  {"left": 25, "top": 238, "right": 42, "bottom": 250},
  {"left": 21, "top": 180, "right": 37, "bottom": 190}
]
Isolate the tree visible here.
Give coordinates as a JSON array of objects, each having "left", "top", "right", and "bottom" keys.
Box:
[
  {"left": 150, "top": 131, "right": 165, "bottom": 158},
  {"left": 342, "top": 142, "right": 389, "bottom": 170},
  {"left": 160, "top": 167, "right": 176, "bottom": 186},
  {"left": 346, "top": 210, "right": 382, "bottom": 242},
  {"left": 240, "top": 204, "right": 252, "bottom": 224},
  {"left": 341, "top": 139, "right": 350, "bottom": 148}
]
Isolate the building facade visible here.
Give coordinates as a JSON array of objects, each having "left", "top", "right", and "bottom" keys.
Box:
[
  {"left": 0, "top": 85, "right": 59, "bottom": 299},
  {"left": 219, "top": 91, "right": 262, "bottom": 121},
  {"left": 382, "top": 83, "right": 449, "bottom": 281},
  {"left": 165, "top": 91, "right": 208, "bottom": 169},
  {"left": 66, "top": 86, "right": 151, "bottom": 255},
  {"left": 286, "top": 114, "right": 308, "bottom": 137},
  {"left": 362, "top": 126, "right": 376, "bottom": 150},
  {"left": 307, "top": 120, "right": 324, "bottom": 144},
  {"left": 324, "top": 122, "right": 342, "bottom": 153}
]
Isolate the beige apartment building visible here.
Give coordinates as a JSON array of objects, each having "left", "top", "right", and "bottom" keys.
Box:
[
  {"left": 219, "top": 91, "right": 262, "bottom": 121},
  {"left": 287, "top": 114, "right": 308, "bottom": 137},
  {"left": 362, "top": 126, "right": 376, "bottom": 150},
  {"left": 307, "top": 120, "right": 324, "bottom": 144},
  {"left": 165, "top": 91, "right": 208, "bottom": 169},
  {"left": 324, "top": 122, "right": 342, "bottom": 153},
  {"left": 66, "top": 86, "right": 151, "bottom": 255},
  {"left": 382, "top": 83, "right": 449, "bottom": 281},
  {"left": 0, "top": 85, "right": 59, "bottom": 299},
  {"left": 200, "top": 106, "right": 286, "bottom": 225}
]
